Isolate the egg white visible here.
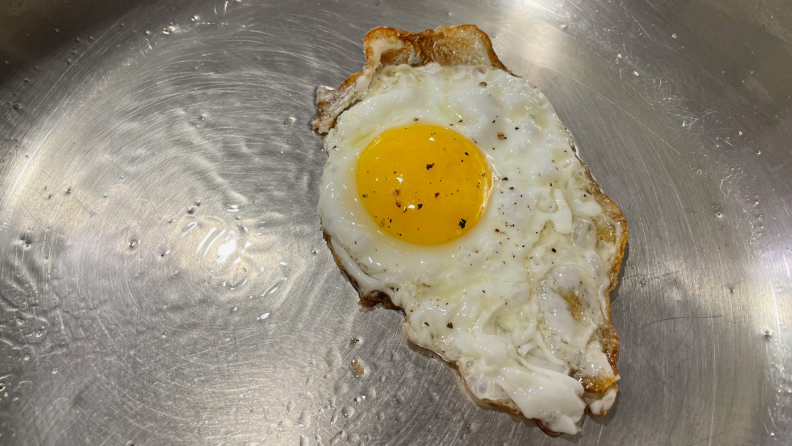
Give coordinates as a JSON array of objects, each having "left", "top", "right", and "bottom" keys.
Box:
[{"left": 319, "top": 63, "right": 617, "bottom": 434}]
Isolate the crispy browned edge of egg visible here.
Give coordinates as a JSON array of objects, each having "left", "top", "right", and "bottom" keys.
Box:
[{"left": 312, "top": 25, "right": 629, "bottom": 436}]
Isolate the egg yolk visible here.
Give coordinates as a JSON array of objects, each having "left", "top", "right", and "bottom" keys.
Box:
[{"left": 356, "top": 124, "right": 492, "bottom": 245}]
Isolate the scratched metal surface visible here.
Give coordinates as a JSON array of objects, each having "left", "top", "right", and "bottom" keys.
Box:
[{"left": 0, "top": 0, "right": 790, "bottom": 444}]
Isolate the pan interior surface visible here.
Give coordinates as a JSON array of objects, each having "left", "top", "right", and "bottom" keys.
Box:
[{"left": 0, "top": 0, "right": 790, "bottom": 444}]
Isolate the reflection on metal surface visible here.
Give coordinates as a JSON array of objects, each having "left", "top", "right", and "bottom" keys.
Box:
[{"left": 0, "top": 0, "right": 790, "bottom": 444}]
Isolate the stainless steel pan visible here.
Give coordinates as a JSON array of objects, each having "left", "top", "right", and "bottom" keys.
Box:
[{"left": 0, "top": 0, "right": 790, "bottom": 444}]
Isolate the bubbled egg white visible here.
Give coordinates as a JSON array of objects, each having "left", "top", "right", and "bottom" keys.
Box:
[{"left": 319, "top": 62, "right": 618, "bottom": 434}]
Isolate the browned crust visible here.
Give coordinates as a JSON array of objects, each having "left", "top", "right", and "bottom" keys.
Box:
[
  {"left": 574, "top": 152, "right": 628, "bottom": 392},
  {"left": 312, "top": 25, "right": 511, "bottom": 134},
  {"left": 313, "top": 25, "right": 627, "bottom": 435},
  {"left": 322, "top": 231, "right": 400, "bottom": 311}
]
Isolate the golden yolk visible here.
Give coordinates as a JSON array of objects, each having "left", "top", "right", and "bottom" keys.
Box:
[{"left": 356, "top": 124, "right": 491, "bottom": 245}]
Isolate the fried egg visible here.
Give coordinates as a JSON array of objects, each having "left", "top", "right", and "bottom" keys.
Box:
[{"left": 318, "top": 62, "right": 622, "bottom": 434}]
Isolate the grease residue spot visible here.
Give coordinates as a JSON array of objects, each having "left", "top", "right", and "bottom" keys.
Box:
[{"left": 351, "top": 357, "right": 364, "bottom": 377}]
